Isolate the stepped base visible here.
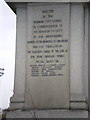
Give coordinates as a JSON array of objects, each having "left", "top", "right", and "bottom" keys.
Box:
[{"left": 5, "top": 109, "right": 88, "bottom": 118}]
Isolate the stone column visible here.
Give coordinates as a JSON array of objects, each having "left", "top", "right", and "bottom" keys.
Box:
[
  {"left": 70, "top": 4, "right": 84, "bottom": 95},
  {"left": 10, "top": 3, "right": 27, "bottom": 110},
  {"left": 70, "top": 4, "right": 88, "bottom": 110}
]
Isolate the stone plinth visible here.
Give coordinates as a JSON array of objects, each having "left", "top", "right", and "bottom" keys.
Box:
[{"left": 6, "top": 110, "right": 88, "bottom": 118}]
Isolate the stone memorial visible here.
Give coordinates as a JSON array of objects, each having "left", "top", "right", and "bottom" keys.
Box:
[
  {"left": 25, "top": 4, "right": 70, "bottom": 109},
  {"left": 4, "top": 0, "right": 89, "bottom": 118}
]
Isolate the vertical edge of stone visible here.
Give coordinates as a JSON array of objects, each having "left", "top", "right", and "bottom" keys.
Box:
[
  {"left": 88, "top": 4, "right": 90, "bottom": 112},
  {"left": 9, "top": 3, "right": 27, "bottom": 110},
  {"left": 83, "top": 4, "right": 88, "bottom": 104}
]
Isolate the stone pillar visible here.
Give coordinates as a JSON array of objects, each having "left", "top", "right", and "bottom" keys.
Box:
[
  {"left": 84, "top": 5, "right": 88, "bottom": 101},
  {"left": 70, "top": 4, "right": 84, "bottom": 95},
  {"left": 10, "top": 4, "right": 27, "bottom": 110},
  {"left": 70, "top": 4, "right": 88, "bottom": 109}
]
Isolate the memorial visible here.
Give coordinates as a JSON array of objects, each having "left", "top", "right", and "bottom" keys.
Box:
[
  {"left": 4, "top": 0, "right": 89, "bottom": 118},
  {"left": 25, "top": 4, "right": 70, "bottom": 109}
]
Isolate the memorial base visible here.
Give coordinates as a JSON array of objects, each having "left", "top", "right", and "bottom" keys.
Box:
[{"left": 5, "top": 109, "right": 88, "bottom": 118}]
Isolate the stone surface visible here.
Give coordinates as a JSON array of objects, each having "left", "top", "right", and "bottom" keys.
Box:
[
  {"left": 4, "top": 0, "right": 90, "bottom": 3},
  {"left": 70, "top": 102, "right": 88, "bottom": 110},
  {"left": 70, "top": 4, "right": 85, "bottom": 95},
  {"left": 25, "top": 3, "right": 70, "bottom": 109},
  {"left": 5, "top": 2, "right": 88, "bottom": 110},
  {"left": 3, "top": 1, "right": 88, "bottom": 112},
  {"left": 9, "top": 6, "right": 27, "bottom": 110},
  {"left": 6, "top": 110, "right": 88, "bottom": 118},
  {"left": 70, "top": 94, "right": 86, "bottom": 102},
  {"left": 10, "top": 103, "right": 24, "bottom": 110}
]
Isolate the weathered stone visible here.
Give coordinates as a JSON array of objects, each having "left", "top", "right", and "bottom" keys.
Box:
[
  {"left": 6, "top": 110, "right": 88, "bottom": 118},
  {"left": 4, "top": 1, "right": 89, "bottom": 118}
]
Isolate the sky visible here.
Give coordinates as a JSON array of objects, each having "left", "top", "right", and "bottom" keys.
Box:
[{"left": 0, "top": 0, "right": 16, "bottom": 109}]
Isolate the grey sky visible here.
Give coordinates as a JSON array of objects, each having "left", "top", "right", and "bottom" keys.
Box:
[{"left": 0, "top": 0, "right": 16, "bottom": 109}]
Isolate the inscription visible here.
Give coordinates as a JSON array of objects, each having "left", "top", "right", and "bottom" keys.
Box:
[{"left": 27, "top": 8, "right": 69, "bottom": 77}]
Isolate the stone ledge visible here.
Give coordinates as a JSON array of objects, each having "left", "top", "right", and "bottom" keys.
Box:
[
  {"left": 6, "top": 110, "right": 88, "bottom": 118},
  {"left": 70, "top": 102, "right": 88, "bottom": 110},
  {"left": 10, "top": 95, "right": 25, "bottom": 103},
  {"left": 9, "top": 103, "right": 24, "bottom": 110},
  {"left": 4, "top": 0, "right": 90, "bottom": 2},
  {"left": 70, "top": 94, "right": 86, "bottom": 102}
]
